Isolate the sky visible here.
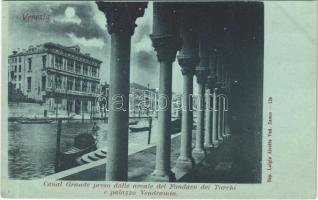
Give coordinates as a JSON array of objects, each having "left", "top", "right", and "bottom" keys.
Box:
[{"left": 5, "top": 1, "right": 184, "bottom": 93}]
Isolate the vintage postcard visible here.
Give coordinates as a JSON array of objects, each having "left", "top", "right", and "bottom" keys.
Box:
[{"left": 1, "top": 0, "right": 317, "bottom": 199}]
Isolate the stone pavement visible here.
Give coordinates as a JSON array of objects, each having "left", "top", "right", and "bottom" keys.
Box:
[
  {"left": 53, "top": 129, "right": 261, "bottom": 183},
  {"left": 179, "top": 131, "right": 262, "bottom": 183},
  {"left": 129, "top": 129, "right": 261, "bottom": 183}
]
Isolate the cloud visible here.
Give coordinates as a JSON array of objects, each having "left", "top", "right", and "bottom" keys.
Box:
[
  {"left": 8, "top": 2, "right": 108, "bottom": 42},
  {"left": 135, "top": 36, "right": 153, "bottom": 53},
  {"left": 67, "top": 33, "right": 104, "bottom": 49},
  {"left": 53, "top": 7, "right": 82, "bottom": 25}
]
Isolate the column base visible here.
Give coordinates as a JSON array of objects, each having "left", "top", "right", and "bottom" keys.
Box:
[
  {"left": 147, "top": 170, "right": 176, "bottom": 182},
  {"left": 225, "top": 127, "right": 231, "bottom": 135},
  {"left": 192, "top": 148, "right": 207, "bottom": 161},
  {"left": 174, "top": 157, "right": 194, "bottom": 174},
  {"left": 212, "top": 140, "right": 219, "bottom": 148},
  {"left": 204, "top": 143, "right": 214, "bottom": 151}
]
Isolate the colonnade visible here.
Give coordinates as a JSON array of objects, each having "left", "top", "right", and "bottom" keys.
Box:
[{"left": 97, "top": 2, "right": 232, "bottom": 182}]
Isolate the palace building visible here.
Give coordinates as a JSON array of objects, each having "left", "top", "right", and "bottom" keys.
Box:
[{"left": 8, "top": 42, "right": 102, "bottom": 116}]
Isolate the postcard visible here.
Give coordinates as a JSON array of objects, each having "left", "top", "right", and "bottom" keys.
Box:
[{"left": 1, "top": 0, "right": 317, "bottom": 199}]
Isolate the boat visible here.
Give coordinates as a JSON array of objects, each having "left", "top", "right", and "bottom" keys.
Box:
[
  {"left": 129, "top": 126, "right": 151, "bottom": 132},
  {"left": 17, "top": 118, "right": 54, "bottom": 124},
  {"left": 76, "top": 148, "right": 107, "bottom": 165},
  {"left": 58, "top": 133, "right": 97, "bottom": 171},
  {"left": 128, "top": 120, "right": 139, "bottom": 125}
]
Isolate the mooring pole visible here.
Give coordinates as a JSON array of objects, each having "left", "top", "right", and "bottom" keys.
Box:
[
  {"left": 55, "top": 119, "right": 62, "bottom": 172},
  {"left": 148, "top": 117, "right": 152, "bottom": 144}
]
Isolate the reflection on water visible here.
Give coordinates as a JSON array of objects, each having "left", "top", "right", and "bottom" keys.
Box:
[
  {"left": 8, "top": 120, "right": 109, "bottom": 180},
  {"left": 8, "top": 119, "right": 156, "bottom": 180}
]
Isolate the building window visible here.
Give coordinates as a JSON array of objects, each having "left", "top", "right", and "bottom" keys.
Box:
[
  {"left": 42, "top": 76, "right": 46, "bottom": 91},
  {"left": 82, "top": 101, "right": 88, "bottom": 112},
  {"left": 55, "top": 56, "right": 63, "bottom": 69},
  {"left": 75, "top": 62, "right": 81, "bottom": 74},
  {"left": 91, "top": 82, "right": 96, "bottom": 93},
  {"left": 10, "top": 72, "right": 14, "bottom": 80},
  {"left": 55, "top": 75, "right": 62, "bottom": 89},
  {"left": 14, "top": 66, "right": 17, "bottom": 72},
  {"left": 67, "top": 60, "right": 74, "bottom": 72},
  {"left": 51, "top": 55, "right": 54, "bottom": 68},
  {"left": 83, "top": 65, "right": 88, "bottom": 75},
  {"left": 48, "top": 75, "right": 53, "bottom": 88},
  {"left": 67, "top": 77, "right": 73, "bottom": 90},
  {"left": 13, "top": 75, "right": 17, "bottom": 81},
  {"left": 28, "top": 58, "right": 32, "bottom": 71},
  {"left": 42, "top": 55, "right": 47, "bottom": 69},
  {"left": 18, "top": 75, "right": 21, "bottom": 81},
  {"left": 27, "top": 77, "right": 31, "bottom": 91},
  {"left": 19, "top": 65, "right": 21, "bottom": 72},
  {"left": 18, "top": 83, "right": 21, "bottom": 89},
  {"left": 82, "top": 81, "right": 87, "bottom": 92},
  {"left": 92, "top": 67, "right": 97, "bottom": 77},
  {"left": 19, "top": 57, "right": 21, "bottom": 63},
  {"left": 75, "top": 79, "right": 81, "bottom": 91}
]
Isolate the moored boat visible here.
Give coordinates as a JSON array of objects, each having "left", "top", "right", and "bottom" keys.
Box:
[
  {"left": 58, "top": 133, "right": 97, "bottom": 171},
  {"left": 128, "top": 120, "right": 139, "bottom": 125},
  {"left": 129, "top": 126, "right": 151, "bottom": 132},
  {"left": 17, "top": 118, "right": 54, "bottom": 124}
]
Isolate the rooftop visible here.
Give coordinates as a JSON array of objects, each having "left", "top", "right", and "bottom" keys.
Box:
[{"left": 9, "top": 42, "right": 102, "bottom": 64}]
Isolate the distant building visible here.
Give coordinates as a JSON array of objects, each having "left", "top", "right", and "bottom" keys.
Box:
[
  {"left": 8, "top": 43, "right": 102, "bottom": 116},
  {"left": 171, "top": 92, "right": 182, "bottom": 118},
  {"left": 97, "top": 82, "right": 159, "bottom": 117},
  {"left": 130, "top": 82, "right": 158, "bottom": 117}
]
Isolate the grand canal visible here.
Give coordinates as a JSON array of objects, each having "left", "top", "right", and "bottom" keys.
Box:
[{"left": 8, "top": 119, "right": 157, "bottom": 180}]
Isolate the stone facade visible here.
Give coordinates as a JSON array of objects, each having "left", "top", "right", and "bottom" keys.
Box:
[{"left": 8, "top": 43, "right": 102, "bottom": 116}]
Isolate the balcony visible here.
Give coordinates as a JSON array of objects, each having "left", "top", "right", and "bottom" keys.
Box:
[
  {"left": 46, "top": 67, "right": 99, "bottom": 81},
  {"left": 46, "top": 87, "right": 99, "bottom": 97}
]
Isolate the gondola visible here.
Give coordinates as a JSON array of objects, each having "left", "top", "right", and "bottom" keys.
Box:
[
  {"left": 17, "top": 118, "right": 54, "bottom": 124},
  {"left": 76, "top": 148, "right": 107, "bottom": 165},
  {"left": 58, "top": 133, "right": 97, "bottom": 171},
  {"left": 129, "top": 126, "right": 151, "bottom": 132},
  {"left": 128, "top": 120, "right": 139, "bottom": 125}
]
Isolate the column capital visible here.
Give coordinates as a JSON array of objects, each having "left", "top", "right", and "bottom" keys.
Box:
[
  {"left": 96, "top": 2, "right": 147, "bottom": 36},
  {"left": 206, "top": 75, "right": 217, "bottom": 89},
  {"left": 150, "top": 34, "right": 182, "bottom": 62},
  {"left": 177, "top": 56, "right": 199, "bottom": 76},
  {"left": 195, "top": 67, "right": 208, "bottom": 85}
]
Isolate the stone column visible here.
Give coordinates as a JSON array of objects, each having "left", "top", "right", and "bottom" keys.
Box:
[
  {"left": 175, "top": 13, "right": 199, "bottom": 173},
  {"left": 220, "top": 64, "right": 227, "bottom": 140},
  {"left": 224, "top": 72, "right": 231, "bottom": 138},
  {"left": 193, "top": 81, "right": 206, "bottom": 157},
  {"left": 221, "top": 92, "right": 227, "bottom": 139},
  {"left": 217, "top": 94, "right": 224, "bottom": 142},
  {"left": 150, "top": 2, "right": 181, "bottom": 182},
  {"left": 212, "top": 87, "right": 219, "bottom": 147},
  {"left": 204, "top": 77, "right": 213, "bottom": 150},
  {"left": 214, "top": 55, "right": 223, "bottom": 144},
  {"left": 193, "top": 33, "right": 209, "bottom": 159},
  {"left": 96, "top": 2, "right": 146, "bottom": 181}
]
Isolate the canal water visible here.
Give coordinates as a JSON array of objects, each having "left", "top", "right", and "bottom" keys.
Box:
[{"left": 8, "top": 119, "right": 157, "bottom": 180}]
